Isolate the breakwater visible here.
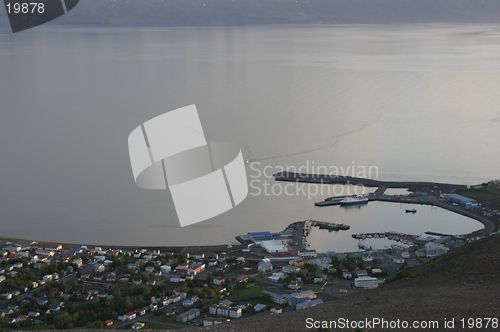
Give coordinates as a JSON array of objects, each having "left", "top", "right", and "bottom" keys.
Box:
[{"left": 273, "top": 171, "right": 466, "bottom": 190}]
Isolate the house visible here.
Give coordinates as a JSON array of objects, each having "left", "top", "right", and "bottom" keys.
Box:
[
  {"left": 0, "top": 275, "right": 5, "bottom": 283},
  {"left": 254, "top": 304, "right": 267, "bottom": 312},
  {"left": 124, "top": 312, "right": 137, "bottom": 321},
  {"left": 314, "top": 275, "right": 327, "bottom": 284},
  {"left": 28, "top": 311, "right": 40, "bottom": 317},
  {"left": 135, "top": 308, "right": 146, "bottom": 316},
  {"left": 342, "top": 271, "right": 352, "bottom": 279},
  {"left": 236, "top": 275, "right": 249, "bottom": 283},
  {"left": 270, "top": 307, "right": 282, "bottom": 314},
  {"left": 183, "top": 298, "right": 194, "bottom": 307},
  {"left": 362, "top": 252, "right": 374, "bottom": 262},
  {"left": 176, "top": 308, "right": 200, "bottom": 322},
  {"left": 391, "top": 257, "right": 405, "bottom": 264},
  {"left": 268, "top": 272, "right": 284, "bottom": 282},
  {"left": 257, "top": 261, "right": 273, "bottom": 272},
  {"left": 168, "top": 295, "right": 181, "bottom": 303},
  {"left": 236, "top": 302, "right": 252, "bottom": 309},
  {"left": 213, "top": 276, "right": 225, "bottom": 285},
  {"left": 94, "top": 264, "right": 105, "bottom": 273},
  {"left": 36, "top": 298, "right": 48, "bottom": 305},
  {"left": 160, "top": 265, "right": 171, "bottom": 273},
  {"left": 236, "top": 257, "right": 246, "bottom": 264},
  {"left": 17, "top": 314, "right": 29, "bottom": 321},
  {"left": 355, "top": 269, "right": 368, "bottom": 277},
  {"left": 216, "top": 286, "right": 226, "bottom": 294},
  {"left": 104, "top": 319, "right": 113, "bottom": 327},
  {"left": 131, "top": 322, "right": 145, "bottom": 330},
  {"left": 290, "top": 259, "right": 305, "bottom": 267},
  {"left": 190, "top": 253, "right": 205, "bottom": 260},
  {"left": 282, "top": 265, "right": 300, "bottom": 274}
]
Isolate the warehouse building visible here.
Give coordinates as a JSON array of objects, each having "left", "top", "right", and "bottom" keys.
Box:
[{"left": 443, "top": 193, "right": 477, "bottom": 206}]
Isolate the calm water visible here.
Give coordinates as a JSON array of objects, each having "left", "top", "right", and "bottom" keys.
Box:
[{"left": 0, "top": 24, "right": 499, "bottom": 247}]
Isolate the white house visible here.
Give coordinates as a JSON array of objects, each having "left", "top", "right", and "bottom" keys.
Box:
[
  {"left": 270, "top": 307, "right": 282, "bottom": 314},
  {"left": 258, "top": 261, "right": 273, "bottom": 272},
  {"left": 160, "top": 265, "right": 171, "bottom": 273},
  {"left": 213, "top": 276, "right": 225, "bottom": 285}
]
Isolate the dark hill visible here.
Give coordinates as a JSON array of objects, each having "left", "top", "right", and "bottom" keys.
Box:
[{"left": 183, "top": 234, "right": 500, "bottom": 331}]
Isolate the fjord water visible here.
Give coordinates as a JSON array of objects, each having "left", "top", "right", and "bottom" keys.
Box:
[{"left": 0, "top": 24, "right": 497, "bottom": 249}]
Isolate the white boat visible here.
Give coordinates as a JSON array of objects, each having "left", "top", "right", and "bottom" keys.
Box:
[{"left": 340, "top": 195, "right": 368, "bottom": 206}]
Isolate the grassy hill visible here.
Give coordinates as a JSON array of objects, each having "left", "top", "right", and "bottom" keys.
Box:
[
  {"left": 3, "top": 0, "right": 500, "bottom": 28},
  {"left": 182, "top": 234, "right": 500, "bottom": 331}
]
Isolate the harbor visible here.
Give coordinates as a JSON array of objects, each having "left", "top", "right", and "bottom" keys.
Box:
[{"left": 273, "top": 172, "right": 496, "bottom": 239}]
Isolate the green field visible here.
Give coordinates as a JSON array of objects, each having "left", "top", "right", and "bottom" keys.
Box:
[
  {"left": 457, "top": 188, "right": 500, "bottom": 211},
  {"left": 226, "top": 284, "right": 278, "bottom": 302}
]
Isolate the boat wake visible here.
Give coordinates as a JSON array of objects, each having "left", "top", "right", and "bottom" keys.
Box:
[{"left": 247, "top": 116, "right": 381, "bottom": 163}]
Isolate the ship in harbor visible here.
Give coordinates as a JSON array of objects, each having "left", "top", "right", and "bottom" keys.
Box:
[{"left": 340, "top": 195, "right": 368, "bottom": 206}]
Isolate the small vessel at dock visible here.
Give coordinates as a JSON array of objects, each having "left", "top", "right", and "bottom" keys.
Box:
[{"left": 405, "top": 208, "right": 417, "bottom": 213}]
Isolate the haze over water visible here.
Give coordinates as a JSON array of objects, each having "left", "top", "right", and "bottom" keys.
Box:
[{"left": 0, "top": 24, "right": 498, "bottom": 249}]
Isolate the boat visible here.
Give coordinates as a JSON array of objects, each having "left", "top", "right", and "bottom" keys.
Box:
[
  {"left": 340, "top": 195, "right": 368, "bottom": 206},
  {"left": 405, "top": 209, "right": 417, "bottom": 213}
]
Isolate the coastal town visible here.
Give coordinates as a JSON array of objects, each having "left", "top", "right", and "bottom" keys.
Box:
[{"left": 0, "top": 180, "right": 499, "bottom": 330}]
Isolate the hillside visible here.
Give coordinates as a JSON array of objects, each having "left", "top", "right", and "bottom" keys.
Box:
[
  {"left": 3, "top": 0, "right": 500, "bottom": 28},
  {"left": 182, "top": 234, "right": 500, "bottom": 331}
]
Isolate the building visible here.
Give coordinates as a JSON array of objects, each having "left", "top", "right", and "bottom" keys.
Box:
[
  {"left": 355, "top": 269, "right": 368, "bottom": 276},
  {"left": 342, "top": 271, "right": 352, "bottom": 279},
  {"left": 254, "top": 303, "right": 267, "bottom": 312},
  {"left": 270, "top": 307, "right": 282, "bottom": 314},
  {"left": 30, "top": 243, "right": 63, "bottom": 251},
  {"left": 362, "top": 252, "right": 374, "bottom": 262},
  {"left": 282, "top": 265, "right": 300, "bottom": 274},
  {"left": 298, "top": 250, "right": 317, "bottom": 258},
  {"left": 417, "top": 242, "right": 450, "bottom": 258},
  {"left": 262, "top": 290, "right": 289, "bottom": 304},
  {"left": 213, "top": 276, "right": 225, "bottom": 285},
  {"left": 131, "top": 322, "right": 145, "bottom": 330},
  {"left": 160, "top": 265, "right": 171, "bottom": 273},
  {"left": 296, "top": 299, "right": 323, "bottom": 310},
  {"left": 203, "top": 317, "right": 230, "bottom": 326},
  {"left": 257, "top": 261, "right": 273, "bottom": 272},
  {"left": 176, "top": 308, "right": 200, "bottom": 322},
  {"left": 123, "top": 312, "right": 137, "bottom": 321},
  {"left": 443, "top": 193, "right": 478, "bottom": 206},
  {"left": 354, "top": 276, "right": 379, "bottom": 289},
  {"left": 229, "top": 307, "right": 242, "bottom": 318}
]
